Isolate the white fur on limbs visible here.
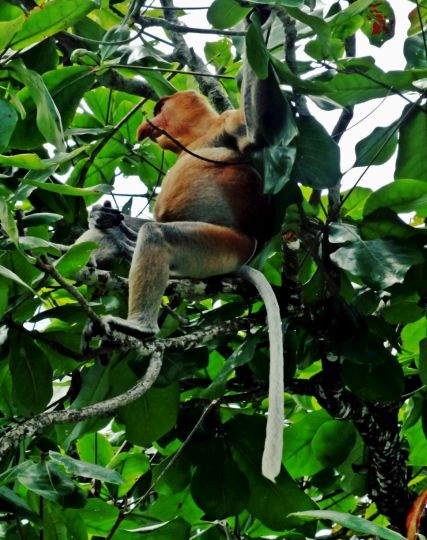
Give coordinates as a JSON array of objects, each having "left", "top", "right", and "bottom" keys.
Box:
[{"left": 237, "top": 265, "right": 284, "bottom": 482}]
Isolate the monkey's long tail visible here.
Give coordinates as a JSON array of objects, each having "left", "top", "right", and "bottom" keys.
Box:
[{"left": 237, "top": 265, "right": 284, "bottom": 482}]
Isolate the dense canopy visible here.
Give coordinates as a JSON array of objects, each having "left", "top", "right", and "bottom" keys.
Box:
[{"left": 0, "top": 1, "right": 427, "bottom": 539}]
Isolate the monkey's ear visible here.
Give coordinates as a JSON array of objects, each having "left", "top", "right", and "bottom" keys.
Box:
[{"left": 153, "top": 96, "right": 171, "bottom": 115}]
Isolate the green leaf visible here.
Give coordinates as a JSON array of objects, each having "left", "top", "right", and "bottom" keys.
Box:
[
  {"left": 291, "top": 116, "right": 341, "bottom": 189},
  {"left": 207, "top": 0, "right": 250, "bottom": 30},
  {"left": 22, "top": 212, "right": 63, "bottom": 227},
  {"left": 9, "top": 59, "right": 65, "bottom": 151},
  {"left": 274, "top": 57, "right": 427, "bottom": 107},
  {"left": 0, "top": 153, "right": 50, "bottom": 170},
  {"left": 354, "top": 123, "right": 398, "bottom": 167},
  {"left": 0, "top": 486, "right": 40, "bottom": 522},
  {"left": 361, "top": 1, "right": 395, "bottom": 47},
  {"left": 10, "top": 335, "right": 53, "bottom": 415},
  {"left": 18, "top": 462, "right": 86, "bottom": 508},
  {"left": 329, "top": 223, "right": 425, "bottom": 289},
  {"left": 119, "top": 383, "right": 179, "bottom": 446},
  {"left": 55, "top": 241, "right": 99, "bottom": 278},
  {"left": 0, "top": 265, "right": 35, "bottom": 293},
  {"left": 117, "top": 454, "right": 150, "bottom": 497},
  {"left": 342, "top": 357, "right": 404, "bottom": 401},
  {"left": 78, "top": 499, "right": 119, "bottom": 535},
  {"left": 0, "top": 15, "right": 24, "bottom": 51},
  {"left": 138, "top": 70, "right": 177, "bottom": 98},
  {"left": 419, "top": 338, "right": 427, "bottom": 387},
  {"left": 49, "top": 452, "right": 122, "bottom": 484},
  {"left": 364, "top": 179, "right": 427, "bottom": 218},
  {"left": 19, "top": 236, "right": 61, "bottom": 255},
  {"left": 248, "top": 0, "right": 304, "bottom": 5},
  {"left": 246, "top": 16, "right": 270, "bottom": 80},
  {"left": 311, "top": 420, "right": 356, "bottom": 468},
  {"left": 191, "top": 440, "right": 249, "bottom": 519},
  {"left": 10, "top": 66, "right": 95, "bottom": 150},
  {"left": 283, "top": 410, "right": 331, "bottom": 477},
  {"left": 204, "top": 39, "right": 232, "bottom": 70},
  {"left": 227, "top": 415, "right": 317, "bottom": 533},
  {"left": 0, "top": 199, "right": 19, "bottom": 244},
  {"left": 408, "top": 0, "right": 427, "bottom": 36},
  {"left": 63, "top": 362, "right": 112, "bottom": 448},
  {"left": 0, "top": 99, "right": 18, "bottom": 153},
  {"left": 291, "top": 510, "right": 405, "bottom": 540},
  {"left": 395, "top": 106, "right": 427, "bottom": 181},
  {"left": 77, "top": 433, "right": 114, "bottom": 467},
  {"left": 126, "top": 518, "right": 191, "bottom": 539},
  {"left": 23, "top": 179, "right": 113, "bottom": 196},
  {"left": 10, "top": 0, "right": 97, "bottom": 51},
  {"left": 263, "top": 145, "right": 296, "bottom": 194},
  {"left": 404, "top": 34, "right": 427, "bottom": 68},
  {"left": 200, "top": 335, "right": 259, "bottom": 399}
]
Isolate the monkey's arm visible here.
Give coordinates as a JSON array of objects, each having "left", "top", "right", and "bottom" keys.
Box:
[{"left": 75, "top": 202, "right": 149, "bottom": 268}]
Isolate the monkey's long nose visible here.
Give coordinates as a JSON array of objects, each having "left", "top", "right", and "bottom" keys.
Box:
[{"left": 136, "top": 121, "right": 161, "bottom": 142}]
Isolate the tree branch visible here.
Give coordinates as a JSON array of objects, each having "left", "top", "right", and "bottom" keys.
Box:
[
  {"left": 157, "top": 0, "right": 233, "bottom": 112},
  {"left": 0, "top": 348, "right": 164, "bottom": 458}
]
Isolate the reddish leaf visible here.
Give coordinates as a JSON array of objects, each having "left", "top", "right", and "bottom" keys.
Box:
[
  {"left": 362, "top": 2, "right": 395, "bottom": 46},
  {"left": 406, "top": 488, "right": 427, "bottom": 540}
]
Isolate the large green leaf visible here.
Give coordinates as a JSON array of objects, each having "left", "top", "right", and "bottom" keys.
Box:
[
  {"left": 395, "top": 106, "right": 427, "bottom": 181},
  {"left": 341, "top": 356, "right": 404, "bottom": 401},
  {"left": 55, "top": 241, "right": 99, "bottom": 278},
  {"left": 354, "top": 122, "right": 398, "bottom": 167},
  {"left": 0, "top": 486, "right": 40, "bottom": 522},
  {"left": 291, "top": 510, "right": 405, "bottom": 540},
  {"left": 191, "top": 440, "right": 249, "bottom": 519},
  {"left": 283, "top": 410, "right": 331, "bottom": 477},
  {"left": 10, "top": 66, "right": 95, "bottom": 150},
  {"left": 207, "top": 0, "right": 250, "bottom": 29},
  {"left": 49, "top": 452, "right": 122, "bottom": 485},
  {"left": 0, "top": 99, "right": 18, "bottom": 152},
  {"left": 9, "top": 60, "right": 65, "bottom": 151},
  {"left": 0, "top": 15, "right": 24, "bottom": 51},
  {"left": 246, "top": 16, "right": 270, "bottom": 80},
  {"left": 17, "top": 462, "right": 86, "bottom": 508},
  {"left": 273, "top": 57, "right": 427, "bottom": 106},
  {"left": 312, "top": 420, "right": 357, "bottom": 468},
  {"left": 200, "top": 335, "right": 259, "bottom": 399},
  {"left": 364, "top": 179, "right": 427, "bottom": 218},
  {"left": 9, "top": 335, "right": 52, "bottom": 415},
  {"left": 405, "top": 34, "right": 427, "bottom": 68},
  {"left": 291, "top": 116, "right": 341, "bottom": 189},
  {"left": 248, "top": 0, "right": 304, "bottom": 5},
  {"left": 227, "top": 415, "right": 317, "bottom": 533},
  {"left": 119, "top": 382, "right": 179, "bottom": 446},
  {"left": 10, "top": 0, "right": 98, "bottom": 51},
  {"left": 329, "top": 223, "right": 425, "bottom": 289}
]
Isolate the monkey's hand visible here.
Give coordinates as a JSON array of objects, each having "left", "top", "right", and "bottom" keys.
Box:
[
  {"left": 89, "top": 201, "right": 124, "bottom": 230},
  {"left": 82, "top": 315, "right": 157, "bottom": 352}
]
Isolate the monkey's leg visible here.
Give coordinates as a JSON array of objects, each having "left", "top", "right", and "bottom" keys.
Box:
[{"left": 109, "top": 221, "right": 255, "bottom": 339}]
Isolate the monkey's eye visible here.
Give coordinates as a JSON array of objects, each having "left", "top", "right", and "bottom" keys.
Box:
[{"left": 154, "top": 97, "right": 169, "bottom": 116}]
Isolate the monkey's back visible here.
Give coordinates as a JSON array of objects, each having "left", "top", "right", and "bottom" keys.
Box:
[{"left": 154, "top": 150, "right": 272, "bottom": 243}]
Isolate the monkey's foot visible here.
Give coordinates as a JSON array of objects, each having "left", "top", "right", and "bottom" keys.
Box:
[
  {"left": 103, "top": 315, "right": 158, "bottom": 340},
  {"left": 82, "top": 316, "right": 157, "bottom": 352}
]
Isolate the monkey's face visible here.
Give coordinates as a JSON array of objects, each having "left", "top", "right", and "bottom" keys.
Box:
[{"left": 136, "top": 91, "right": 219, "bottom": 153}]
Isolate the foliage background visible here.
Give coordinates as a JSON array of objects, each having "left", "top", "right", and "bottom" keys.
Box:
[{"left": 0, "top": 0, "right": 427, "bottom": 538}]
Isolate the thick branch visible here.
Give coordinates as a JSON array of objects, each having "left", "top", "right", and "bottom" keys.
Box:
[
  {"left": 311, "top": 363, "right": 413, "bottom": 532},
  {"left": 157, "top": 0, "right": 232, "bottom": 112},
  {"left": 97, "top": 70, "right": 157, "bottom": 99},
  {"left": 0, "top": 348, "right": 163, "bottom": 459},
  {"left": 135, "top": 14, "right": 244, "bottom": 37},
  {"left": 0, "top": 318, "right": 250, "bottom": 459}
]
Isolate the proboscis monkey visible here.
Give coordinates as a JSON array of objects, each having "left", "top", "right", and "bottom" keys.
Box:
[{"left": 82, "top": 65, "right": 284, "bottom": 482}]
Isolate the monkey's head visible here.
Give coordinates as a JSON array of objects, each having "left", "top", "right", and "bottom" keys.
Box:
[{"left": 136, "top": 90, "right": 219, "bottom": 153}]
